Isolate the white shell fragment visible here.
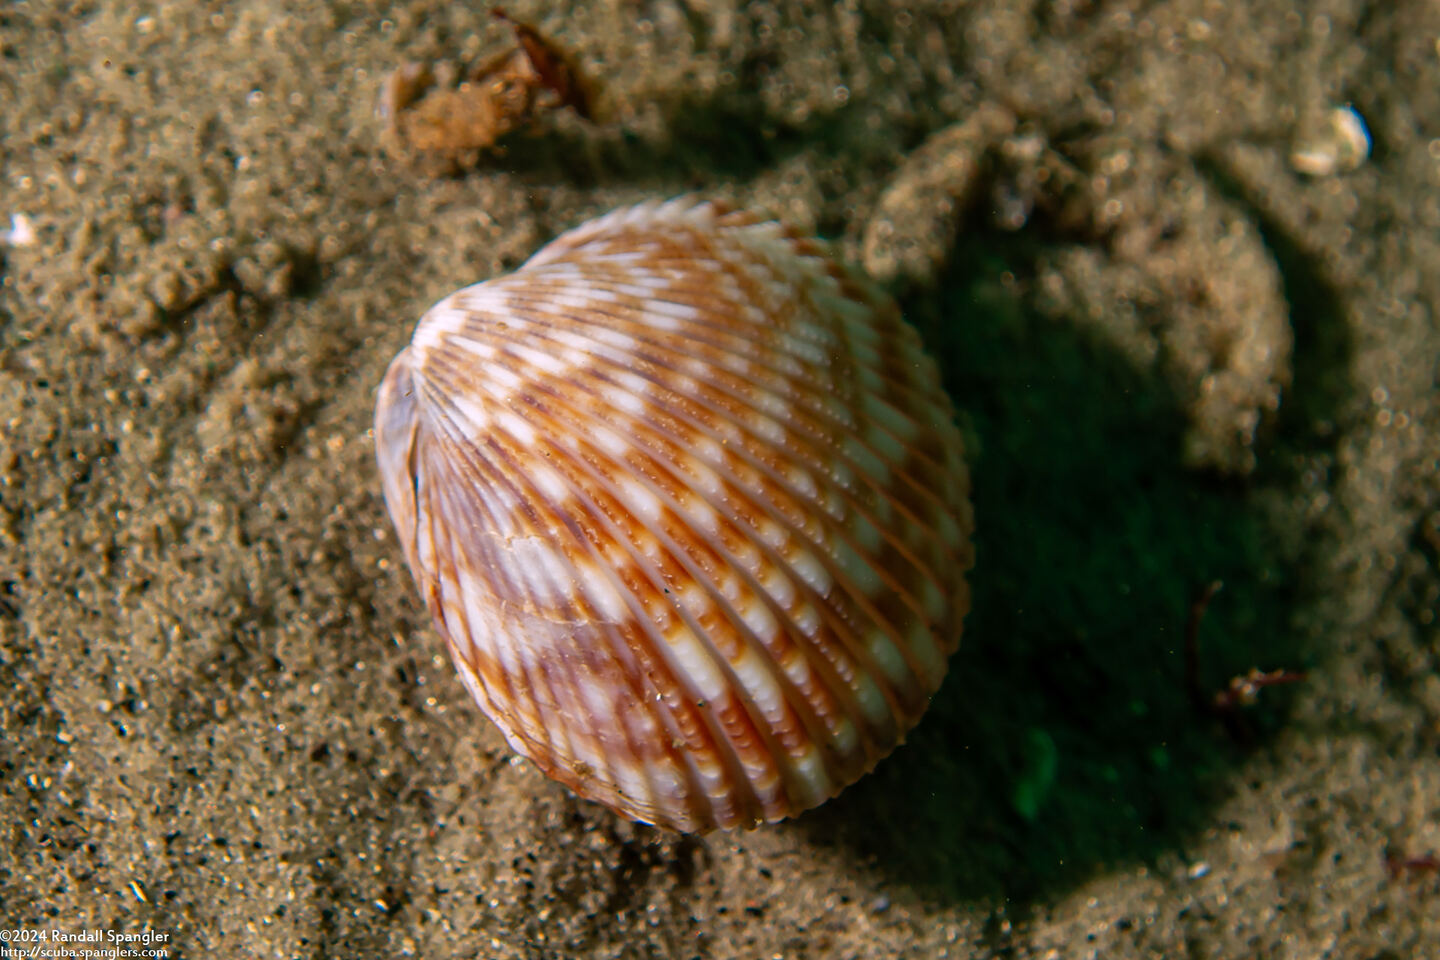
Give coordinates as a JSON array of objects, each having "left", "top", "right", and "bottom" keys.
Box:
[
  {"left": 375, "top": 198, "right": 974, "bottom": 832},
  {"left": 1290, "top": 105, "right": 1371, "bottom": 177}
]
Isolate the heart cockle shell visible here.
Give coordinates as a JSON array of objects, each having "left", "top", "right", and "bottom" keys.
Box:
[{"left": 374, "top": 198, "right": 974, "bottom": 832}]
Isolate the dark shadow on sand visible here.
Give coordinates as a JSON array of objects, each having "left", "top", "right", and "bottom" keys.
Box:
[{"left": 793, "top": 215, "right": 1349, "bottom": 905}]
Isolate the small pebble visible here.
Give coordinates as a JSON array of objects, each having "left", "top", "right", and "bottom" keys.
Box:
[
  {"left": 1290, "top": 105, "right": 1370, "bottom": 177},
  {"left": 1, "top": 214, "right": 36, "bottom": 247}
]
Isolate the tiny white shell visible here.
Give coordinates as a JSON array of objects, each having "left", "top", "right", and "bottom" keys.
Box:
[{"left": 375, "top": 198, "right": 974, "bottom": 832}]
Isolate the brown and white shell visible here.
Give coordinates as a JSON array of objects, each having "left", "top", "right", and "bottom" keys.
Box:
[{"left": 374, "top": 198, "right": 974, "bottom": 832}]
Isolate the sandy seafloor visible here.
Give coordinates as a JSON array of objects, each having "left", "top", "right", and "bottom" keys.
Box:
[{"left": 3, "top": 0, "right": 1440, "bottom": 957}]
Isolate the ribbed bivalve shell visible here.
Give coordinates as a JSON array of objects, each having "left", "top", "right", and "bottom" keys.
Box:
[{"left": 375, "top": 198, "right": 974, "bottom": 832}]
